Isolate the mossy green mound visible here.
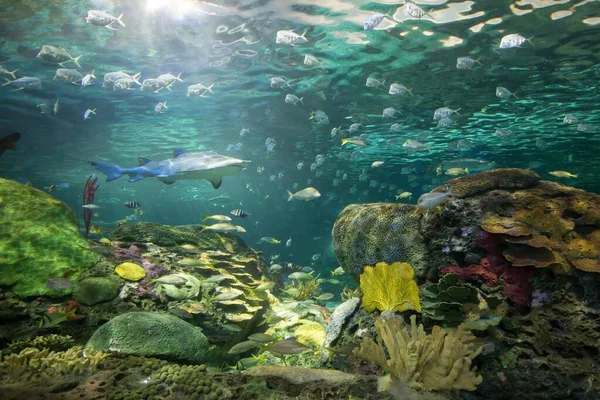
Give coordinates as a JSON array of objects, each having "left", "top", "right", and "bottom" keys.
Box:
[
  {"left": 0, "top": 178, "right": 99, "bottom": 297},
  {"left": 84, "top": 312, "right": 210, "bottom": 363},
  {"left": 73, "top": 276, "right": 121, "bottom": 305}
]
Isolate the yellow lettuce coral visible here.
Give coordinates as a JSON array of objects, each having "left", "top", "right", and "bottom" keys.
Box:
[
  {"left": 360, "top": 262, "right": 421, "bottom": 313},
  {"left": 354, "top": 315, "right": 482, "bottom": 392},
  {"left": 114, "top": 262, "right": 146, "bottom": 281}
]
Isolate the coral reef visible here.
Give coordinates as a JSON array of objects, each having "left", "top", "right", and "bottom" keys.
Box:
[
  {"left": 8, "top": 334, "right": 74, "bottom": 354},
  {"left": 332, "top": 203, "right": 429, "bottom": 279},
  {"left": 354, "top": 315, "right": 482, "bottom": 392},
  {"left": 431, "top": 168, "right": 540, "bottom": 198},
  {"left": 0, "top": 178, "right": 99, "bottom": 297},
  {"left": 73, "top": 276, "right": 120, "bottom": 305},
  {"left": 0, "top": 345, "right": 106, "bottom": 383},
  {"left": 84, "top": 312, "right": 209, "bottom": 363},
  {"left": 360, "top": 262, "right": 421, "bottom": 313}
]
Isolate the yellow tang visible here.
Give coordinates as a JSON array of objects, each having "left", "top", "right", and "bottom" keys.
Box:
[{"left": 115, "top": 262, "right": 146, "bottom": 281}]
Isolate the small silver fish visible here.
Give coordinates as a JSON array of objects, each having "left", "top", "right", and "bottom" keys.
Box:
[
  {"left": 417, "top": 191, "right": 452, "bottom": 208},
  {"left": 276, "top": 29, "right": 308, "bottom": 45},
  {"left": 285, "top": 94, "right": 303, "bottom": 105},
  {"left": 81, "top": 70, "right": 96, "bottom": 87},
  {"left": 382, "top": 107, "right": 399, "bottom": 118},
  {"left": 496, "top": 86, "right": 518, "bottom": 100},
  {"left": 364, "top": 13, "right": 385, "bottom": 30},
  {"left": 154, "top": 101, "right": 168, "bottom": 115},
  {"left": 84, "top": 108, "right": 96, "bottom": 120},
  {"left": 406, "top": 2, "right": 431, "bottom": 19},
  {"left": 366, "top": 77, "right": 385, "bottom": 88},
  {"left": 499, "top": 33, "right": 531, "bottom": 49},
  {"left": 54, "top": 68, "right": 83, "bottom": 83},
  {"left": 433, "top": 107, "right": 460, "bottom": 120},
  {"left": 456, "top": 56, "right": 482, "bottom": 69},
  {"left": 86, "top": 10, "right": 125, "bottom": 30},
  {"left": 389, "top": 83, "right": 412, "bottom": 95}
]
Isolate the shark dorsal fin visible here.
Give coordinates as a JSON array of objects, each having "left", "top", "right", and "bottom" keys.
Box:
[
  {"left": 173, "top": 149, "right": 186, "bottom": 158},
  {"left": 138, "top": 157, "right": 152, "bottom": 166}
]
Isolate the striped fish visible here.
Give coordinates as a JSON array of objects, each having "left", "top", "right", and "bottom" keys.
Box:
[
  {"left": 124, "top": 201, "right": 141, "bottom": 208},
  {"left": 230, "top": 209, "right": 250, "bottom": 218}
]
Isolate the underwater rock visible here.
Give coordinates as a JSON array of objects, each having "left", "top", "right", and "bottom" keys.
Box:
[
  {"left": 111, "top": 221, "right": 246, "bottom": 250},
  {"left": 320, "top": 297, "right": 360, "bottom": 363},
  {"left": 84, "top": 311, "right": 209, "bottom": 363},
  {"left": 332, "top": 203, "right": 429, "bottom": 279},
  {"left": 0, "top": 178, "right": 99, "bottom": 297},
  {"left": 73, "top": 276, "right": 120, "bottom": 306},
  {"left": 431, "top": 168, "right": 540, "bottom": 198}
]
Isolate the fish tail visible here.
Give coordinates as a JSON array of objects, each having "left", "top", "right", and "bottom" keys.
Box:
[
  {"left": 176, "top": 73, "right": 183, "bottom": 82},
  {"left": 88, "top": 161, "right": 124, "bottom": 182},
  {"left": 90, "top": 69, "right": 96, "bottom": 78},
  {"left": 287, "top": 190, "right": 295, "bottom": 201},
  {"left": 526, "top": 36, "right": 534, "bottom": 46},
  {"left": 2, "top": 78, "right": 13, "bottom": 86},
  {"left": 340, "top": 139, "right": 347, "bottom": 146},
  {"left": 116, "top": 13, "right": 126, "bottom": 27},
  {"left": 573, "top": 174, "right": 578, "bottom": 178},
  {"left": 206, "top": 83, "right": 214, "bottom": 94},
  {"left": 299, "top": 97, "right": 304, "bottom": 105},
  {"left": 465, "top": 168, "right": 469, "bottom": 174},
  {"left": 163, "top": 101, "right": 168, "bottom": 109},
  {"left": 512, "top": 91, "right": 519, "bottom": 100},
  {"left": 71, "top": 55, "right": 82, "bottom": 68},
  {"left": 131, "top": 73, "right": 142, "bottom": 85},
  {"left": 8, "top": 69, "right": 17, "bottom": 79}
]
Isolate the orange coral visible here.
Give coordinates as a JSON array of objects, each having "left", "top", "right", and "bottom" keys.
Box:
[{"left": 570, "top": 259, "right": 600, "bottom": 273}]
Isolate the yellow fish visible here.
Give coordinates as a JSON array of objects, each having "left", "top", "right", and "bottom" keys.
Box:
[
  {"left": 549, "top": 171, "right": 578, "bottom": 178},
  {"left": 436, "top": 165, "right": 443, "bottom": 175},
  {"left": 395, "top": 191, "right": 412, "bottom": 200},
  {"left": 445, "top": 167, "right": 469, "bottom": 176},
  {"left": 341, "top": 138, "right": 367, "bottom": 147},
  {"left": 203, "top": 214, "right": 232, "bottom": 222}
]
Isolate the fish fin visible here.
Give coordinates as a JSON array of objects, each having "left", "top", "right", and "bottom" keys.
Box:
[
  {"left": 138, "top": 157, "right": 152, "bottom": 166},
  {"left": 465, "top": 168, "right": 469, "bottom": 174},
  {"left": 176, "top": 73, "right": 183, "bottom": 82},
  {"left": 88, "top": 161, "right": 123, "bottom": 182},
  {"left": 71, "top": 55, "right": 82, "bottom": 68},
  {"left": 128, "top": 175, "right": 145, "bottom": 183},
  {"left": 115, "top": 13, "right": 126, "bottom": 27},
  {"left": 287, "top": 190, "right": 294, "bottom": 201},
  {"left": 131, "top": 73, "right": 141, "bottom": 85},
  {"left": 209, "top": 178, "right": 222, "bottom": 189},
  {"left": 163, "top": 101, "right": 167, "bottom": 109},
  {"left": 2, "top": 78, "right": 13, "bottom": 86},
  {"left": 158, "top": 178, "right": 176, "bottom": 185},
  {"left": 105, "top": 23, "right": 119, "bottom": 31},
  {"left": 173, "top": 149, "right": 186, "bottom": 158},
  {"left": 9, "top": 69, "right": 17, "bottom": 79}
]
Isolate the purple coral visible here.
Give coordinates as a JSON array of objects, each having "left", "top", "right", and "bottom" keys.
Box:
[
  {"left": 142, "top": 260, "right": 168, "bottom": 279},
  {"left": 114, "top": 244, "right": 143, "bottom": 262},
  {"left": 531, "top": 290, "right": 549, "bottom": 308}
]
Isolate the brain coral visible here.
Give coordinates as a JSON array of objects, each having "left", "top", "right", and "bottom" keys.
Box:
[{"left": 332, "top": 203, "right": 429, "bottom": 279}]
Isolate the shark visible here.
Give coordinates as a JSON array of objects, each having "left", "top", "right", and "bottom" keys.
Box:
[{"left": 89, "top": 149, "right": 251, "bottom": 188}]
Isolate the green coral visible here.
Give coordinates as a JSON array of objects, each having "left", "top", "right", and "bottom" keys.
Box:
[
  {"left": 332, "top": 203, "right": 429, "bottom": 279},
  {"left": 8, "top": 334, "right": 74, "bottom": 354},
  {"left": 0, "top": 178, "right": 99, "bottom": 297},
  {"left": 421, "top": 274, "right": 480, "bottom": 325},
  {"left": 0, "top": 345, "right": 106, "bottom": 382},
  {"left": 84, "top": 312, "right": 210, "bottom": 363},
  {"left": 73, "top": 276, "right": 120, "bottom": 305}
]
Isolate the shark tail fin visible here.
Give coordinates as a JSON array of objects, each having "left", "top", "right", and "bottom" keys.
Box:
[{"left": 88, "top": 161, "right": 123, "bottom": 182}]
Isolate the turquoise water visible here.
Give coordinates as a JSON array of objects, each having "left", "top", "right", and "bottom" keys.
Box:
[{"left": 0, "top": 0, "right": 599, "bottom": 269}]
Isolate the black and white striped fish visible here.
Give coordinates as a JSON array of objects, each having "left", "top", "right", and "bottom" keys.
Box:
[
  {"left": 230, "top": 209, "right": 250, "bottom": 218},
  {"left": 124, "top": 201, "right": 141, "bottom": 209}
]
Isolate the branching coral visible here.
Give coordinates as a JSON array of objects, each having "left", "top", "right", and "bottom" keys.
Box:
[
  {"left": 0, "top": 346, "right": 106, "bottom": 382},
  {"left": 354, "top": 315, "right": 482, "bottom": 392},
  {"left": 8, "top": 334, "right": 74, "bottom": 354},
  {"left": 285, "top": 278, "right": 321, "bottom": 301}
]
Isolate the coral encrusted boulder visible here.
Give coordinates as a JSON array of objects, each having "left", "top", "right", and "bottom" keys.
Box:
[
  {"left": 84, "top": 312, "right": 210, "bottom": 363},
  {"left": 0, "top": 178, "right": 99, "bottom": 297}
]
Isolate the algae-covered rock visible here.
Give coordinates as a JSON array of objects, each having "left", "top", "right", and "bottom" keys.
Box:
[
  {"left": 332, "top": 203, "right": 429, "bottom": 279},
  {"left": 84, "top": 311, "right": 209, "bottom": 363},
  {"left": 0, "top": 178, "right": 99, "bottom": 297},
  {"left": 73, "top": 276, "right": 120, "bottom": 305},
  {"left": 111, "top": 221, "right": 247, "bottom": 249}
]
